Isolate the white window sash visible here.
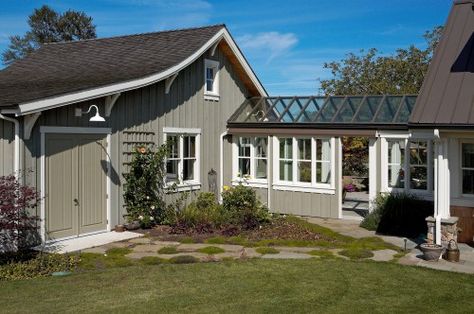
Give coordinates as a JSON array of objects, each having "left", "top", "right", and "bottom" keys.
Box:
[{"left": 232, "top": 136, "right": 268, "bottom": 187}]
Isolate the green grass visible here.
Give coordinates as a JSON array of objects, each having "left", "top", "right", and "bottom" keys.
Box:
[
  {"left": 197, "top": 246, "right": 225, "bottom": 255},
  {"left": 139, "top": 256, "right": 166, "bottom": 265},
  {"left": 157, "top": 246, "right": 179, "bottom": 254},
  {"left": 255, "top": 247, "right": 279, "bottom": 254},
  {"left": 79, "top": 252, "right": 134, "bottom": 269},
  {"left": 105, "top": 247, "right": 132, "bottom": 256},
  {"left": 179, "top": 237, "right": 195, "bottom": 244},
  {"left": 169, "top": 255, "right": 199, "bottom": 264},
  {"left": 339, "top": 249, "right": 374, "bottom": 260},
  {"left": 1, "top": 259, "right": 473, "bottom": 313},
  {"left": 308, "top": 250, "right": 336, "bottom": 259}
]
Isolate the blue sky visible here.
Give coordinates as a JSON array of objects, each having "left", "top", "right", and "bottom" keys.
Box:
[{"left": 0, "top": 0, "right": 451, "bottom": 95}]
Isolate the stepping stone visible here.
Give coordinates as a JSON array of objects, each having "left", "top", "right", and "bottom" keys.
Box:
[
  {"left": 153, "top": 240, "right": 181, "bottom": 246},
  {"left": 129, "top": 237, "right": 152, "bottom": 244},
  {"left": 261, "top": 252, "right": 313, "bottom": 260},
  {"left": 211, "top": 244, "right": 244, "bottom": 252},
  {"left": 132, "top": 244, "right": 164, "bottom": 253},
  {"left": 178, "top": 243, "right": 211, "bottom": 252},
  {"left": 370, "top": 249, "right": 398, "bottom": 262},
  {"left": 273, "top": 247, "right": 317, "bottom": 253},
  {"left": 126, "top": 252, "right": 159, "bottom": 259},
  {"left": 240, "top": 248, "right": 261, "bottom": 259},
  {"left": 156, "top": 252, "right": 208, "bottom": 260},
  {"left": 81, "top": 247, "right": 107, "bottom": 254}
]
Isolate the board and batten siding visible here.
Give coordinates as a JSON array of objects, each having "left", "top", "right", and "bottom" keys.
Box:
[
  {"left": 223, "top": 135, "right": 341, "bottom": 218},
  {"left": 0, "top": 119, "right": 14, "bottom": 176},
  {"left": 21, "top": 47, "right": 250, "bottom": 226}
]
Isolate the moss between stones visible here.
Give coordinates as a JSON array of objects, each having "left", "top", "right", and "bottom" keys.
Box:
[
  {"left": 139, "top": 256, "right": 167, "bottom": 265},
  {"left": 169, "top": 255, "right": 199, "bottom": 264},
  {"left": 308, "top": 250, "right": 335, "bottom": 258},
  {"left": 158, "top": 246, "right": 179, "bottom": 254},
  {"left": 338, "top": 249, "right": 374, "bottom": 260},
  {"left": 197, "top": 246, "right": 225, "bottom": 255},
  {"left": 255, "top": 247, "right": 279, "bottom": 255}
]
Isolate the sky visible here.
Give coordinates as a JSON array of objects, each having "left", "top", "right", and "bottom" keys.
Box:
[{"left": 0, "top": 0, "right": 452, "bottom": 95}]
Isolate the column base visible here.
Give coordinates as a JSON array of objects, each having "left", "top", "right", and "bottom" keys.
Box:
[{"left": 426, "top": 216, "right": 458, "bottom": 247}]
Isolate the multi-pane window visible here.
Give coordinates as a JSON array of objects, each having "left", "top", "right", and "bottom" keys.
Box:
[
  {"left": 316, "top": 139, "right": 331, "bottom": 184},
  {"left": 277, "top": 137, "right": 333, "bottom": 187},
  {"left": 461, "top": 143, "right": 474, "bottom": 194},
  {"left": 235, "top": 137, "right": 268, "bottom": 180},
  {"left": 297, "top": 139, "right": 311, "bottom": 183},
  {"left": 165, "top": 131, "right": 200, "bottom": 185},
  {"left": 204, "top": 59, "right": 219, "bottom": 98},
  {"left": 279, "top": 138, "right": 293, "bottom": 181},
  {"left": 387, "top": 139, "right": 406, "bottom": 188},
  {"left": 409, "top": 141, "right": 428, "bottom": 190}
]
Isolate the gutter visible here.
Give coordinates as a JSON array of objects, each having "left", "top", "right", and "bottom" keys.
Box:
[{"left": 0, "top": 114, "right": 20, "bottom": 177}]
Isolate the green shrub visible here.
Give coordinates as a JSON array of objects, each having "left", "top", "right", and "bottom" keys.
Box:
[
  {"left": 360, "top": 193, "right": 433, "bottom": 238},
  {"left": 174, "top": 192, "right": 224, "bottom": 232},
  {"left": 222, "top": 185, "right": 270, "bottom": 229},
  {"left": 0, "top": 253, "right": 78, "bottom": 281},
  {"left": 158, "top": 246, "right": 178, "bottom": 254},
  {"left": 140, "top": 256, "right": 166, "bottom": 265},
  {"left": 197, "top": 246, "right": 225, "bottom": 255},
  {"left": 339, "top": 249, "right": 374, "bottom": 260},
  {"left": 169, "top": 255, "right": 199, "bottom": 264},
  {"left": 255, "top": 247, "right": 279, "bottom": 254}
]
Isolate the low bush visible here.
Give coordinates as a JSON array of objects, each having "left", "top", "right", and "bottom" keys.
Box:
[
  {"left": 222, "top": 185, "right": 270, "bottom": 229},
  {"left": 197, "top": 246, "right": 225, "bottom": 255},
  {"left": 173, "top": 192, "right": 224, "bottom": 232},
  {"left": 360, "top": 193, "right": 433, "bottom": 238},
  {"left": 0, "top": 253, "right": 78, "bottom": 281},
  {"left": 158, "top": 246, "right": 178, "bottom": 254},
  {"left": 169, "top": 255, "right": 198, "bottom": 264}
]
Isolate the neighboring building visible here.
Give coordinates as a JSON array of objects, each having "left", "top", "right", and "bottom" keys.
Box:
[{"left": 0, "top": 1, "right": 473, "bottom": 245}]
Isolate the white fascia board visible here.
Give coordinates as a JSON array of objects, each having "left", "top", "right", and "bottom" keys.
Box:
[{"left": 17, "top": 28, "right": 267, "bottom": 116}]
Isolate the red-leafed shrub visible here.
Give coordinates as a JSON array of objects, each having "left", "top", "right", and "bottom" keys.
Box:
[{"left": 0, "top": 175, "right": 40, "bottom": 253}]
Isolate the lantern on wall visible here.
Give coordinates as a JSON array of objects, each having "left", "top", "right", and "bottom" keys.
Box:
[{"left": 208, "top": 168, "right": 217, "bottom": 199}]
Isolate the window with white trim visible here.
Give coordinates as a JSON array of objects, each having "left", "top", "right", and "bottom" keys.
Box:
[
  {"left": 234, "top": 136, "right": 268, "bottom": 182},
  {"left": 204, "top": 59, "right": 219, "bottom": 100},
  {"left": 275, "top": 137, "right": 334, "bottom": 191},
  {"left": 461, "top": 143, "right": 474, "bottom": 194},
  {"left": 164, "top": 128, "right": 200, "bottom": 189},
  {"left": 383, "top": 137, "right": 433, "bottom": 193}
]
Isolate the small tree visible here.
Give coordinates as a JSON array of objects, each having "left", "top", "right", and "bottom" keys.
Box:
[
  {"left": 0, "top": 175, "right": 40, "bottom": 252},
  {"left": 123, "top": 145, "right": 169, "bottom": 227}
]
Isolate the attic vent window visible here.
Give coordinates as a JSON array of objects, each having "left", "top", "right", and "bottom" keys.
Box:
[{"left": 204, "top": 59, "right": 219, "bottom": 101}]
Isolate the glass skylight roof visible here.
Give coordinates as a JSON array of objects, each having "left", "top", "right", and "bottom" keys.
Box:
[{"left": 228, "top": 95, "right": 417, "bottom": 126}]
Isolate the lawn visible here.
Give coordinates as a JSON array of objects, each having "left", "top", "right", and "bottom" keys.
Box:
[{"left": 1, "top": 259, "right": 473, "bottom": 313}]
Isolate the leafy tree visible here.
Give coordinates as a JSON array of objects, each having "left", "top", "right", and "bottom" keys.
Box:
[
  {"left": 319, "top": 26, "right": 443, "bottom": 95},
  {"left": 2, "top": 5, "right": 96, "bottom": 65},
  {"left": 320, "top": 26, "right": 443, "bottom": 179}
]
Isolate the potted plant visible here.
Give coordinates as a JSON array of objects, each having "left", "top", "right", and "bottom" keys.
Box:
[{"left": 419, "top": 243, "right": 444, "bottom": 261}]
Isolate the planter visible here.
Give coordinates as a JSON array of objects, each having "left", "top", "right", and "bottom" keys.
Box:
[
  {"left": 124, "top": 221, "right": 140, "bottom": 230},
  {"left": 419, "top": 243, "right": 444, "bottom": 261}
]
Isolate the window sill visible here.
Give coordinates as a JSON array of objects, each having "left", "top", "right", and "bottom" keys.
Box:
[
  {"left": 204, "top": 93, "right": 220, "bottom": 101},
  {"left": 165, "top": 181, "right": 201, "bottom": 193},
  {"left": 232, "top": 178, "right": 268, "bottom": 189},
  {"left": 273, "top": 182, "right": 335, "bottom": 194}
]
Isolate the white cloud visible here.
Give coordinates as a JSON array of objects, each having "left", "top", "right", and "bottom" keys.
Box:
[{"left": 237, "top": 32, "right": 298, "bottom": 63}]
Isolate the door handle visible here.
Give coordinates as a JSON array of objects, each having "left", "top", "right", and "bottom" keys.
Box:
[{"left": 73, "top": 198, "right": 79, "bottom": 206}]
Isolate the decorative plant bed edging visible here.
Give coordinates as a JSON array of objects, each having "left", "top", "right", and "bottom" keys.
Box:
[{"left": 419, "top": 243, "right": 444, "bottom": 261}]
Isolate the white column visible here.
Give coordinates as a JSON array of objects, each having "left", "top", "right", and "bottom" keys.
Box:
[
  {"left": 434, "top": 138, "right": 450, "bottom": 244},
  {"left": 368, "top": 137, "right": 378, "bottom": 212}
]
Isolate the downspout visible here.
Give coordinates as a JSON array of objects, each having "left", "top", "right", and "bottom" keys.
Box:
[
  {"left": 0, "top": 114, "right": 20, "bottom": 177},
  {"left": 219, "top": 130, "right": 228, "bottom": 203}
]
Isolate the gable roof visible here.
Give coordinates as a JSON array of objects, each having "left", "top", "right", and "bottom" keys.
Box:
[
  {"left": 410, "top": 0, "right": 474, "bottom": 127},
  {"left": 0, "top": 24, "right": 267, "bottom": 114}
]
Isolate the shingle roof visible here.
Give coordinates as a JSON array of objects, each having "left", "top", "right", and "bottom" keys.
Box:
[
  {"left": 0, "top": 24, "right": 225, "bottom": 107},
  {"left": 409, "top": 1, "right": 474, "bottom": 126}
]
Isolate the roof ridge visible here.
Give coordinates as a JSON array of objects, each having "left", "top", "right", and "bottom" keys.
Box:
[{"left": 44, "top": 24, "right": 226, "bottom": 46}]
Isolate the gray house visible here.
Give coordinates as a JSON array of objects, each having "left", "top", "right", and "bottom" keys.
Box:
[{"left": 1, "top": 0, "right": 473, "bottom": 245}]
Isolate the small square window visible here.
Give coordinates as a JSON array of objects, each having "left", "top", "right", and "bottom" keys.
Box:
[{"left": 204, "top": 59, "right": 219, "bottom": 99}]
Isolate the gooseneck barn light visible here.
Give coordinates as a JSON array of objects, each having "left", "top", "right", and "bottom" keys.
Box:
[{"left": 75, "top": 105, "right": 105, "bottom": 122}]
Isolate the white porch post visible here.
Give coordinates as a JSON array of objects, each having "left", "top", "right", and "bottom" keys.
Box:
[
  {"left": 434, "top": 137, "right": 450, "bottom": 245},
  {"left": 368, "top": 137, "right": 378, "bottom": 212}
]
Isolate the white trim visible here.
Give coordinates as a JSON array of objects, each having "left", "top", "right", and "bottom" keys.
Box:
[
  {"left": 272, "top": 182, "right": 336, "bottom": 194},
  {"left": 0, "top": 114, "right": 20, "bottom": 178},
  {"left": 210, "top": 40, "right": 220, "bottom": 56},
  {"left": 219, "top": 130, "right": 228, "bottom": 203},
  {"left": 164, "top": 73, "right": 179, "bottom": 94},
  {"left": 204, "top": 58, "right": 220, "bottom": 100},
  {"left": 16, "top": 29, "right": 267, "bottom": 116},
  {"left": 337, "top": 137, "right": 343, "bottom": 218},
  {"left": 40, "top": 126, "right": 112, "bottom": 243},
  {"left": 232, "top": 136, "right": 269, "bottom": 188},
  {"left": 232, "top": 179, "right": 268, "bottom": 189},
  {"left": 104, "top": 93, "right": 121, "bottom": 117},
  {"left": 368, "top": 137, "right": 377, "bottom": 211},
  {"left": 163, "top": 128, "right": 201, "bottom": 190},
  {"left": 163, "top": 127, "right": 201, "bottom": 135},
  {"left": 23, "top": 112, "right": 41, "bottom": 140}
]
